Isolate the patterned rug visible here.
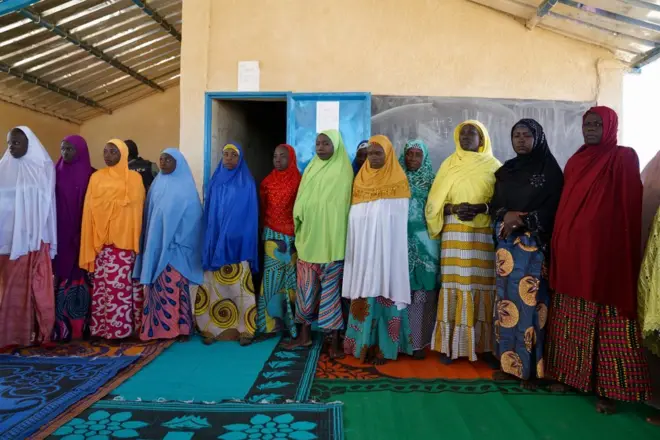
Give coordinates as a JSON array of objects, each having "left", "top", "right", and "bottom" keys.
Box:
[
  {"left": 0, "top": 355, "right": 138, "bottom": 440},
  {"left": 47, "top": 400, "right": 344, "bottom": 440}
]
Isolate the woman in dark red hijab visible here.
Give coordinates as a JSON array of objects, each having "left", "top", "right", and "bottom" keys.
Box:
[
  {"left": 547, "top": 106, "right": 651, "bottom": 413},
  {"left": 256, "top": 144, "right": 302, "bottom": 338}
]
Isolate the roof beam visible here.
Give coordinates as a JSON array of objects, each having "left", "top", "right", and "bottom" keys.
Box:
[
  {"left": 0, "top": 0, "right": 37, "bottom": 17},
  {"left": 558, "top": 0, "right": 660, "bottom": 33},
  {"left": 17, "top": 8, "right": 165, "bottom": 92},
  {"left": 130, "top": 0, "right": 181, "bottom": 42},
  {"left": 620, "top": 0, "right": 660, "bottom": 13},
  {"left": 527, "top": 0, "right": 559, "bottom": 30},
  {"left": 632, "top": 46, "right": 660, "bottom": 70},
  {"left": 0, "top": 60, "right": 111, "bottom": 113}
]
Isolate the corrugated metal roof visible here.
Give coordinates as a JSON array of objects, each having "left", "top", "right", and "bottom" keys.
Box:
[
  {"left": 467, "top": 0, "right": 660, "bottom": 70},
  {"left": 0, "top": 0, "right": 181, "bottom": 124}
]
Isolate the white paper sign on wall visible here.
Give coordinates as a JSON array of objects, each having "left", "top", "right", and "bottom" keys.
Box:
[
  {"left": 316, "top": 101, "right": 340, "bottom": 133},
  {"left": 237, "top": 61, "right": 260, "bottom": 92}
]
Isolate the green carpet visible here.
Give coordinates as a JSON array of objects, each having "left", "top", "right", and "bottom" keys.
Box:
[{"left": 311, "top": 379, "right": 659, "bottom": 440}]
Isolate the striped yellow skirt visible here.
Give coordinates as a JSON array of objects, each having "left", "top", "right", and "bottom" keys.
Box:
[{"left": 431, "top": 215, "right": 496, "bottom": 361}]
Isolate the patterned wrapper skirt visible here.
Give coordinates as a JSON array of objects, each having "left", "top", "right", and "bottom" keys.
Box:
[
  {"left": 53, "top": 275, "right": 92, "bottom": 342},
  {"left": 257, "top": 228, "right": 297, "bottom": 337},
  {"left": 494, "top": 228, "right": 549, "bottom": 380},
  {"left": 139, "top": 264, "right": 193, "bottom": 341},
  {"left": 546, "top": 292, "right": 652, "bottom": 402},
  {"left": 344, "top": 296, "right": 413, "bottom": 361},
  {"left": 431, "top": 216, "right": 496, "bottom": 361},
  {"left": 295, "top": 260, "right": 344, "bottom": 331},
  {"left": 195, "top": 261, "right": 257, "bottom": 341},
  {"left": 90, "top": 245, "right": 143, "bottom": 340},
  {"left": 407, "top": 289, "right": 438, "bottom": 352}
]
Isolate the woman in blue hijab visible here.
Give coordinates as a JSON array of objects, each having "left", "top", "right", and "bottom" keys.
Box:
[
  {"left": 197, "top": 143, "right": 259, "bottom": 346},
  {"left": 133, "top": 148, "right": 203, "bottom": 341}
]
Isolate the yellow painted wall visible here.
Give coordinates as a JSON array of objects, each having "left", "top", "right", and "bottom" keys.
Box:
[
  {"left": 180, "top": 0, "right": 625, "bottom": 189},
  {"left": 80, "top": 86, "right": 180, "bottom": 168},
  {"left": 0, "top": 100, "right": 79, "bottom": 160}
]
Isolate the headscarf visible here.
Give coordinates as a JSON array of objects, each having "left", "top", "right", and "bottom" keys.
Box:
[
  {"left": 352, "top": 135, "right": 410, "bottom": 205},
  {"left": 551, "top": 106, "right": 642, "bottom": 318},
  {"left": 203, "top": 143, "right": 259, "bottom": 273},
  {"left": 641, "top": 150, "right": 660, "bottom": 249},
  {"left": 125, "top": 139, "right": 139, "bottom": 161},
  {"left": 0, "top": 126, "right": 57, "bottom": 260},
  {"left": 293, "top": 129, "right": 354, "bottom": 264},
  {"left": 79, "top": 139, "right": 145, "bottom": 272},
  {"left": 55, "top": 135, "right": 93, "bottom": 279},
  {"left": 260, "top": 144, "right": 301, "bottom": 236},
  {"left": 352, "top": 140, "right": 369, "bottom": 175},
  {"left": 398, "top": 139, "right": 439, "bottom": 291},
  {"left": 133, "top": 148, "right": 204, "bottom": 285},
  {"left": 491, "top": 119, "right": 564, "bottom": 248},
  {"left": 424, "top": 120, "right": 502, "bottom": 239}
]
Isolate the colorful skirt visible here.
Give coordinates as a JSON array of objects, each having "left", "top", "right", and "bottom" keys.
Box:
[
  {"left": 344, "top": 297, "right": 413, "bottom": 361},
  {"left": 546, "top": 293, "right": 652, "bottom": 402},
  {"left": 52, "top": 275, "right": 92, "bottom": 342},
  {"left": 408, "top": 289, "right": 438, "bottom": 351},
  {"left": 431, "top": 216, "right": 496, "bottom": 361},
  {"left": 90, "top": 245, "right": 143, "bottom": 340},
  {"left": 139, "top": 265, "right": 193, "bottom": 341},
  {"left": 295, "top": 260, "right": 344, "bottom": 331},
  {"left": 494, "top": 228, "right": 549, "bottom": 380},
  {"left": 0, "top": 243, "right": 54, "bottom": 348},
  {"left": 257, "top": 228, "right": 297, "bottom": 337},
  {"left": 195, "top": 261, "right": 257, "bottom": 341}
]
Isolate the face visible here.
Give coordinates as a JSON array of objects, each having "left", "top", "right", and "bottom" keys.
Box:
[
  {"left": 405, "top": 147, "right": 424, "bottom": 171},
  {"left": 103, "top": 143, "right": 121, "bottom": 166},
  {"left": 583, "top": 112, "right": 603, "bottom": 145},
  {"left": 511, "top": 125, "right": 535, "bottom": 155},
  {"left": 7, "top": 129, "right": 28, "bottom": 159},
  {"left": 315, "top": 134, "right": 334, "bottom": 161},
  {"left": 458, "top": 124, "right": 482, "bottom": 152},
  {"left": 60, "top": 140, "right": 77, "bottom": 163},
  {"left": 222, "top": 148, "right": 240, "bottom": 170},
  {"left": 367, "top": 143, "right": 386, "bottom": 169},
  {"left": 355, "top": 148, "right": 368, "bottom": 169},
  {"left": 159, "top": 153, "right": 176, "bottom": 175},
  {"left": 273, "top": 145, "right": 290, "bottom": 171}
]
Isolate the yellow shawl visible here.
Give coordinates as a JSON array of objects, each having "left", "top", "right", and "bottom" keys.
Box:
[
  {"left": 352, "top": 135, "right": 410, "bottom": 205},
  {"left": 425, "top": 120, "right": 501, "bottom": 239}
]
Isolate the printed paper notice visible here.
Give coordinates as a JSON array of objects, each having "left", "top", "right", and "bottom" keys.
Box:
[
  {"left": 237, "top": 61, "right": 260, "bottom": 91},
  {"left": 316, "top": 101, "right": 340, "bottom": 133}
]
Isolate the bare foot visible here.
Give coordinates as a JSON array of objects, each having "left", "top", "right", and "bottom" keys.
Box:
[
  {"left": 328, "top": 345, "right": 345, "bottom": 360},
  {"left": 176, "top": 335, "right": 190, "bottom": 342},
  {"left": 492, "top": 370, "right": 517, "bottom": 381},
  {"left": 373, "top": 356, "right": 386, "bottom": 366},
  {"left": 282, "top": 337, "right": 312, "bottom": 350},
  {"left": 239, "top": 336, "right": 254, "bottom": 346},
  {"left": 412, "top": 350, "right": 426, "bottom": 360},
  {"left": 548, "top": 383, "right": 572, "bottom": 393},
  {"left": 647, "top": 414, "right": 660, "bottom": 425},
  {"left": 521, "top": 380, "right": 538, "bottom": 390},
  {"left": 596, "top": 398, "right": 616, "bottom": 415},
  {"left": 202, "top": 337, "right": 214, "bottom": 346}
]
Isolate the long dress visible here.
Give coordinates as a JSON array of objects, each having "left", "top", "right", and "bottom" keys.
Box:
[
  {"left": 133, "top": 148, "right": 203, "bottom": 341},
  {"left": 80, "top": 139, "right": 145, "bottom": 340},
  {"left": 0, "top": 126, "right": 57, "bottom": 348},
  {"left": 639, "top": 206, "right": 660, "bottom": 357}
]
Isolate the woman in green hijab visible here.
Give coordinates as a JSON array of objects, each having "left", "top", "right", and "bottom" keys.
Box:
[{"left": 284, "top": 129, "right": 353, "bottom": 358}]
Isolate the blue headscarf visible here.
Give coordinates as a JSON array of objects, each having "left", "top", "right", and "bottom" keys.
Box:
[
  {"left": 202, "top": 143, "right": 259, "bottom": 273},
  {"left": 133, "top": 148, "right": 204, "bottom": 285},
  {"left": 352, "top": 140, "right": 369, "bottom": 175}
]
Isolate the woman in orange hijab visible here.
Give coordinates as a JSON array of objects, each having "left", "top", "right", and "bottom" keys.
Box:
[{"left": 80, "top": 139, "right": 145, "bottom": 340}]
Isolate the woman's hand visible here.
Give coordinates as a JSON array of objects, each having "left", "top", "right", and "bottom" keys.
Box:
[
  {"left": 454, "top": 203, "right": 487, "bottom": 222},
  {"left": 499, "top": 211, "right": 527, "bottom": 239}
]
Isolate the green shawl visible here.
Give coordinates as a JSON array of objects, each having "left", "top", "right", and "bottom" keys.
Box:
[{"left": 293, "top": 129, "right": 354, "bottom": 263}]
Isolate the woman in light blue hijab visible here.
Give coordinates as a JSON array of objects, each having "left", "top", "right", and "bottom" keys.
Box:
[{"left": 133, "top": 148, "right": 203, "bottom": 341}]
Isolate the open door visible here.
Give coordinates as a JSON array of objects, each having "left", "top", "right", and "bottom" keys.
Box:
[{"left": 287, "top": 93, "right": 371, "bottom": 171}]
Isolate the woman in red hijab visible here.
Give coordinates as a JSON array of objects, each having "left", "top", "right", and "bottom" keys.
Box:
[
  {"left": 547, "top": 106, "right": 651, "bottom": 413},
  {"left": 256, "top": 144, "right": 302, "bottom": 338}
]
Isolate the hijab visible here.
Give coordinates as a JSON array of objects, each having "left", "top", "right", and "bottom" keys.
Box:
[
  {"left": 352, "top": 135, "right": 410, "bottom": 205},
  {"left": 0, "top": 126, "right": 57, "bottom": 260},
  {"left": 79, "top": 139, "right": 145, "bottom": 272},
  {"left": 55, "top": 135, "right": 93, "bottom": 279},
  {"left": 352, "top": 140, "right": 369, "bottom": 175},
  {"left": 260, "top": 144, "right": 302, "bottom": 236},
  {"left": 491, "top": 119, "right": 564, "bottom": 248},
  {"left": 203, "top": 143, "right": 259, "bottom": 272},
  {"left": 293, "top": 129, "right": 354, "bottom": 264},
  {"left": 425, "top": 120, "right": 502, "bottom": 239},
  {"left": 399, "top": 139, "right": 439, "bottom": 291},
  {"left": 133, "top": 148, "right": 204, "bottom": 285},
  {"left": 551, "top": 106, "right": 642, "bottom": 318}
]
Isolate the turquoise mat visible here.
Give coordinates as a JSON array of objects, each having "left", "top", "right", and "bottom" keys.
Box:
[{"left": 109, "top": 336, "right": 280, "bottom": 402}]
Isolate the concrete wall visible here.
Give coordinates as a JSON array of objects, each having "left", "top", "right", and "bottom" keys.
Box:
[{"left": 180, "top": 0, "right": 626, "bottom": 190}]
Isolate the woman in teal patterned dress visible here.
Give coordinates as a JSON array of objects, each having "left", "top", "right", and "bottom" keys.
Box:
[{"left": 399, "top": 140, "right": 440, "bottom": 359}]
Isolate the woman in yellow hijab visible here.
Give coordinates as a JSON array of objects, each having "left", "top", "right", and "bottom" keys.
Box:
[
  {"left": 342, "top": 135, "right": 413, "bottom": 364},
  {"left": 80, "top": 139, "right": 145, "bottom": 340},
  {"left": 425, "top": 121, "right": 501, "bottom": 363}
]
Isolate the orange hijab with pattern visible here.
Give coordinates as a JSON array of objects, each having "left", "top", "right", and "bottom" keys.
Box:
[{"left": 260, "top": 144, "right": 302, "bottom": 236}]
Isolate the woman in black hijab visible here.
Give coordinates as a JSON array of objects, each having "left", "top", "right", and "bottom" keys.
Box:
[{"left": 490, "top": 119, "right": 564, "bottom": 388}]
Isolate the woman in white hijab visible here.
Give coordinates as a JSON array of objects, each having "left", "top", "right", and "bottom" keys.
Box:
[{"left": 0, "top": 126, "right": 57, "bottom": 348}]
